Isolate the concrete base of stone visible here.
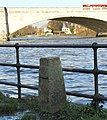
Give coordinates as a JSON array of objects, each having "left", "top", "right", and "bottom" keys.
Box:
[{"left": 39, "top": 57, "right": 66, "bottom": 113}]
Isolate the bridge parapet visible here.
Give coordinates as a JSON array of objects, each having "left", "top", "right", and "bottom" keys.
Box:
[
  {"left": 0, "top": 7, "right": 107, "bottom": 34},
  {"left": 0, "top": 8, "right": 6, "bottom": 33}
]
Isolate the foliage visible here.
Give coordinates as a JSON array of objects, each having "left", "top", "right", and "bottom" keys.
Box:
[
  {"left": 35, "top": 28, "right": 44, "bottom": 36},
  {"left": 0, "top": 93, "right": 19, "bottom": 114},
  {"left": 0, "top": 93, "right": 38, "bottom": 115},
  {"left": 0, "top": 92, "right": 107, "bottom": 120},
  {"left": 70, "top": 24, "right": 74, "bottom": 34},
  {"left": 22, "top": 96, "right": 40, "bottom": 111},
  {"left": 11, "top": 25, "right": 36, "bottom": 37},
  {"left": 90, "top": 94, "right": 105, "bottom": 109},
  {"left": 40, "top": 103, "right": 107, "bottom": 120},
  {"left": 47, "top": 20, "right": 63, "bottom": 32},
  {"left": 21, "top": 112, "right": 36, "bottom": 120}
]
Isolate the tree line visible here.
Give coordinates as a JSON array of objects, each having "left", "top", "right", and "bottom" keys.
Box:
[{"left": 10, "top": 20, "right": 95, "bottom": 37}]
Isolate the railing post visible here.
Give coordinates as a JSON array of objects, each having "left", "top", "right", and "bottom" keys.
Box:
[
  {"left": 92, "top": 42, "right": 99, "bottom": 110},
  {"left": 15, "top": 43, "right": 21, "bottom": 99},
  {"left": 39, "top": 57, "right": 66, "bottom": 113}
]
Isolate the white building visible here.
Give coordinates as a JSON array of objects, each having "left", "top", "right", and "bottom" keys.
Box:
[
  {"left": 62, "top": 22, "right": 72, "bottom": 34},
  {"left": 44, "top": 27, "right": 53, "bottom": 36}
]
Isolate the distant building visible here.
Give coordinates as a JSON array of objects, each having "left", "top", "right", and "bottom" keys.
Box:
[
  {"left": 62, "top": 22, "right": 72, "bottom": 34},
  {"left": 44, "top": 27, "right": 53, "bottom": 36}
]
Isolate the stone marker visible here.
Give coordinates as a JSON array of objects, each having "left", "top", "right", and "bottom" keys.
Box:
[{"left": 39, "top": 57, "right": 66, "bottom": 113}]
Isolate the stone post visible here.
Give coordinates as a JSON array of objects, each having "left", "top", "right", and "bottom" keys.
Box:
[{"left": 39, "top": 57, "right": 66, "bottom": 113}]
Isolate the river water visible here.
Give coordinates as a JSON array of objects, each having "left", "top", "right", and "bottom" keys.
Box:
[{"left": 0, "top": 36, "right": 107, "bottom": 107}]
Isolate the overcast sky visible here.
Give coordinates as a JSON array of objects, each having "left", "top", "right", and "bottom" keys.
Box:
[{"left": 0, "top": 0, "right": 106, "bottom": 7}]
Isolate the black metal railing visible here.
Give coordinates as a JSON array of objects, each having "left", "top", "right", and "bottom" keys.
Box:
[{"left": 0, "top": 42, "right": 107, "bottom": 109}]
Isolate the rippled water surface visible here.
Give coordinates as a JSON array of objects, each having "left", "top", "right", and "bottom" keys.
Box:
[{"left": 0, "top": 36, "right": 107, "bottom": 107}]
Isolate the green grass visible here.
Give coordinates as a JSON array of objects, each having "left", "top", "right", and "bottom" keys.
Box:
[
  {"left": 39, "top": 103, "right": 107, "bottom": 120},
  {"left": 0, "top": 93, "right": 39, "bottom": 115},
  {"left": 0, "top": 92, "right": 107, "bottom": 120},
  {"left": 21, "top": 112, "right": 36, "bottom": 120}
]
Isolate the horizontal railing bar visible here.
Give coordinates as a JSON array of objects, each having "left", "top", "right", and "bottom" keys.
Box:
[
  {"left": 20, "top": 84, "right": 38, "bottom": 90},
  {"left": 63, "top": 68, "right": 107, "bottom": 75},
  {"left": 0, "top": 44, "right": 92, "bottom": 48},
  {"left": 0, "top": 43, "right": 107, "bottom": 48},
  {"left": 97, "top": 95, "right": 107, "bottom": 101},
  {"left": 1, "top": 80, "right": 107, "bottom": 101},
  {"left": 66, "top": 91, "right": 94, "bottom": 99},
  {"left": 0, "top": 81, "right": 38, "bottom": 90},
  {"left": 0, "top": 63, "right": 107, "bottom": 75},
  {"left": 0, "top": 44, "right": 16, "bottom": 47},
  {"left": 15, "top": 44, "right": 93, "bottom": 48},
  {"left": 96, "top": 44, "right": 107, "bottom": 48},
  {"left": 20, "top": 64, "right": 39, "bottom": 69},
  {"left": 0, "top": 81, "right": 17, "bottom": 86},
  {"left": 0, "top": 63, "right": 16, "bottom": 67},
  {"left": 66, "top": 91, "right": 107, "bottom": 101},
  {"left": 63, "top": 68, "right": 93, "bottom": 74},
  {"left": 98, "top": 70, "right": 107, "bottom": 75},
  {"left": 0, "top": 63, "right": 39, "bottom": 69}
]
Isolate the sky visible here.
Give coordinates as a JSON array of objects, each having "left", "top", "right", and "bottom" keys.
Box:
[{"left": 0, "top": 0, "right": 107, "bottom": 7}]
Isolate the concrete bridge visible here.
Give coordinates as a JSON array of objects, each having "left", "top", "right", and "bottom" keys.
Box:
[{"left": 0, "top": 7, "right": 107, "bottom": 36}]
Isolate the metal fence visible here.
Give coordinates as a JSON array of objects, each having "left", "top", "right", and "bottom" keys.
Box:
[{"left": 0, "top": 42, "right": 107, "bottom": 109}]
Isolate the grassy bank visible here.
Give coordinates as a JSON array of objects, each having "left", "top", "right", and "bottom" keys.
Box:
[{"left": 0, "top": 92, "right": 107, "bottom": 120}]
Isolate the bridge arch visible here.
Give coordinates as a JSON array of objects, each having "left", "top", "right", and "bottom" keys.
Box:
[
  {"left": 11, "top": 19, "right": 49, "bottom": 35},
  {"left": 51, "top": 17, "right": 107, "bottom": 33},
  {"left": 1, "top": 7, "right": 107, "bottom": 35},
  {"left": 13, "top": 16, "right": 107, "bottom": 35}
]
